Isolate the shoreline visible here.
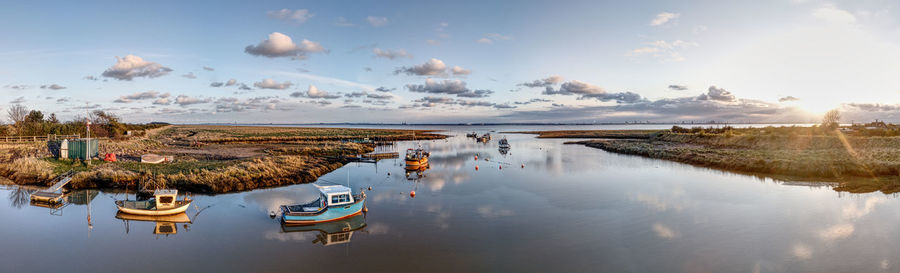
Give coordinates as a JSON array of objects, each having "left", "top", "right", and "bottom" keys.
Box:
[
  {"left": 0, "top": 125, "right": 447, "bottom": 193},
  {"left": 518, "top": 128, "right": 900, "bottom": 194}
]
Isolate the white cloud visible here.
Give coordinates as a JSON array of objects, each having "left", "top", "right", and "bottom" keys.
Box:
[
  {"left": 244, "top": 32, "right": 326, "bottom": 60},
  {"left": 451, "top": 66, "right": 471, "bottom": 76},
  {"left": 335, "top": 16, "right": 354, "bottom": 27},
  {"left": 477, "top": 33, "right": 512, "bottom": 44},
  {"left": 406, "top": 79, "right": 493, "bottom": 98},
  {"left": 651, "top": 12, "right": 680, "bottom": 26},
  {"left": 253, "top": 78, "right": 293, "bottom": 90},
  {"left": 267, "top": 9, "right": 314, "bottom": 24},
  {"left": 366, "top": 16, "right": 388, "bottom": 27},
  {"left": 373, "top": 48, "right": 411, "bottom": 59},
  {"left": 40, "top": 84, "right": 66, "bottom": 90},
  {"left": 395, "top": 58, "right": 447, "bottom": 76},
  {"left": 626, "top": 40, "right": 697, "bottom": 62},
  {"left": 101, "top": 55, "right": 172, "bottom": 81},
  {"left": 114, "top": 91, "right": 166, "bottom": 103},
  {"left": 812, "top": 4, "right": 856, "bottom": 25},
  {"left": 292, "top": 85, "right": 341, "bottom": 99},
  {"left": 174, "top": 95, "right": 211, "bottom": 106}
]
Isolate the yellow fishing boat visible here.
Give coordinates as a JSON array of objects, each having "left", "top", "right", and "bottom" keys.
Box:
[{"left": 405, "top": 148, "right": 430, "bottom": 166}]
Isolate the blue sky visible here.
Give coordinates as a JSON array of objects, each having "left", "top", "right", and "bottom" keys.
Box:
[{"left": 2, "top": 0, "right": 900, "bottom": 123}]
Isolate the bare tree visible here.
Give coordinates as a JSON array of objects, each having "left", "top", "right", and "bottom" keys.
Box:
[
  {"left": 7, "top": 104, "right": 27, "bottom": 125},
  {"left": 821, "top": 109, "right": 841, "bottom": 130}
]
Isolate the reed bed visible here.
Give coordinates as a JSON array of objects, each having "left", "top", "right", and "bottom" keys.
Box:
[
  {"left": 0, "top": 125, "right": 445, "bottom": 193},
  {"left": 567, "top": 131, "right": 900, "bottom": 193}
]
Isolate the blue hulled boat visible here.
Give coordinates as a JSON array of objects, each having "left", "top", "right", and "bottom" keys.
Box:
[{"left": 281, "top": 185, "right": 367, "bottom": 225}]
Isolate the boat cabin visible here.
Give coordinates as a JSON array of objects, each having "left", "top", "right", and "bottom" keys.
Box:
[
  {"left": 154, "top": 189, "right": 180, "bottom": 210},
  {"left": 317, "top": 185, "right": 355, "bottom": 207}
]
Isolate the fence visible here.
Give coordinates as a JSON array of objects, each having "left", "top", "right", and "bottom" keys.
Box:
[{"left": 0, "top": 134, "right": 80, "bottom": 143}]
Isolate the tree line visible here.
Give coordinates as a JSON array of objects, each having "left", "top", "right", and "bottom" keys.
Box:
[{"left": 2, "top": 104, "right": 167, "bottom": 138}]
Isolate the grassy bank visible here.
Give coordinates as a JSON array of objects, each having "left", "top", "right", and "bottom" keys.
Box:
[
  {"left": 522, "top": 127, "right": 900, "bottom": 194},
  {"left": 0, "top": 125, "right": 446, "bottom": 193}
]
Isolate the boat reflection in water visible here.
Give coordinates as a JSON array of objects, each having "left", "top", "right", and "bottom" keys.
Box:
[
  {"left": 404, "top": 163, "right": 430, "bottom": 180},
  {"left": 281, "top": 214, "right": 367, "bottom": 246},
  {"left": 116, "top": 212, "right": 192, "bottom": 236}
]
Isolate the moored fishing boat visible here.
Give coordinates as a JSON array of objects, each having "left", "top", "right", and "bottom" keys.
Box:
[
  {"left": 115, "top": 189, "right": 192, "bottom": 216},
  {"left": 405, "top": 148, "right": 430, "bottom": 166},
  {"left": 281, "top": 185, "right": 367, "bottom": 225},
  {"left": 466, "top": 132, "right": 477, "bottom": 137}
]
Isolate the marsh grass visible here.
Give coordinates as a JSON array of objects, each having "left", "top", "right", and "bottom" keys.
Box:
[
  {"left": 565, "top": 129, "right": 900, "bottom": 193},
  {"left": 0, "top": 125, "right": 439, "bottom": 193}
]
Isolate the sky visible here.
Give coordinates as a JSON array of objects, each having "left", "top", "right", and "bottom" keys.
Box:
[{"left": 1, "top": 0, "right": 899, "bottom": 124}]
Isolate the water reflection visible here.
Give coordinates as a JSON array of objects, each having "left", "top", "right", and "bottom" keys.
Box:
[
  {"left": 116, "top": 212, "right": 192, "bottom": 236},
  {"left": 5, "top": 126, "right": 900, "bottom": 272},
  {"left": 280, "top": 214, "right": 367, "bottom": 246},
  {"left": 8, "top": 187, "right": 35, "bottom": 209}
]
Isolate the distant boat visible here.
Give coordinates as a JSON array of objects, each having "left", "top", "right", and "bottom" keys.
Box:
[
  {"left": 477, "top": 133, "right": 491, "bottom": 143},
  {"left": 116, "top": 189, "right": 192, "bottom": 216},
  {"left": 498, "top": 138, "right": 510, "bottom": 149},
  {"left": 405, "top": 148, "right": 430, "bottom": 166},
  {"left": 281, "top": 184, "right": 367, "bottom": 225},
  {"left": 466, "top": 132, "right": 477, "bottom": 138}
]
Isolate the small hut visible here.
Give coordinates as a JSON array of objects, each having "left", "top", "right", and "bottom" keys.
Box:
[{"left": 61, "top": 139, "right": 99, "bottom": 160}]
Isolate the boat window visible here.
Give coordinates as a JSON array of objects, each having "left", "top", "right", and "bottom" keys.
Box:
[
  {"left": 159, "top": 196, "right": 174, "bottom": 204},
  {"left": 331, "top": 194, "right": 350, "bottom": 204}
]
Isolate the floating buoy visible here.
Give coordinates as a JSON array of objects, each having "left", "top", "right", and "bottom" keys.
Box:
[
  {"left": 410, "top": 191, "right": 416, "bottom": 198},
  {"left": 269, "top": 211, "right": 276, "bottom": 218},
  {"left": 474, "top": 155, "right": 478, "bottom": 160},
  {"left": 387, "top": 172, "right": 391, "bottom": 176},
  {"left": 363, "top": 207, "right": 369, "bottom": 213},
  {"left": 521, "top": 164, "right": 525, "bottom": 168},
  {"left": 368, "top": 186, "right": 373, "bottom": 191},
  {"left": 475, "top": 165, "right": 479, "bottom": 171},
  {"left": 499, "top": 165, "right": 502, "bottom": 170}
]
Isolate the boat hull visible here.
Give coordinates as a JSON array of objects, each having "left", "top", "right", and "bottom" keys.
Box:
[
  {"left": 116, "top": 201, "right": 192, "bottom": 216},
  {"left": 405, "top": 157, "right": 428, "bottom": 166},
  {"left": 282, "top": 199, "right": 366, "bottom": 225}
]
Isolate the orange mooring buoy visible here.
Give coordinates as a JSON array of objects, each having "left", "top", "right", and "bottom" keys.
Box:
[
  {"left": 368, "top": 186, "right": 373, "bottom": 191},
  {"left": 410, "top": 191, "right": 416, "bottom": 198},
  {"left": 499, "top": 165, "right": 502, "bottom": 170},
  {"left": 474, "top": 155, "right": 478, "bottom": 160},
  {"left": 475, "top": 165, "right": 479, "bottom": 171}
]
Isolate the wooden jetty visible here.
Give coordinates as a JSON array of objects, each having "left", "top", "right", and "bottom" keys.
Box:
[
  {"left": 344, "top": 152, "right": 399, "bottom": 163},
  {"left": 30, "top": 174, "right": 74, "bottom": 203}
]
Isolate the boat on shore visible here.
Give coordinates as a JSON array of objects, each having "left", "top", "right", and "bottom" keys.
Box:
[
  {"left": 115, "top": 189, "right": 192, "bottom": 216},
  {"left": 498, "top": 138, "right": 510, "bottom": 149},
  {"left": 405, "top": 148, "right": 430, "bottom": 166},
  {"left": 281, "top": 184, "right": 367, "bottom": 225}
]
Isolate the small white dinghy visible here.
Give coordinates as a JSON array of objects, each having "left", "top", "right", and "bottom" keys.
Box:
[
  {"left": 141, "top": 154, "right": 173, "bottom": 164},
  {"left": 116, "top": 189, "right": 192, "bottom": 216}
]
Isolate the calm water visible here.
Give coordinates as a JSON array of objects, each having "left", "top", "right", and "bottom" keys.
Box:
[{"left": 1, "top": 126, "right": 898, "bottom": 272}]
